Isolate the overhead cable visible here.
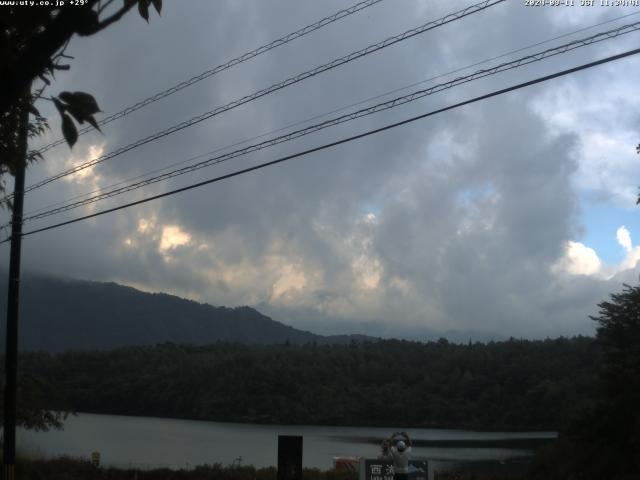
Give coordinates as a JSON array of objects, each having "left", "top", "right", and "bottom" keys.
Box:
[
  {"left": 22, "top": 10, "right": 640, "bottom": 219},
  {"left": 4, "top": 46, "right": 639, "bottom": 244},
  {"left": 15, "top": 0, "right": 505, "bottom": 198},
  {"left": 35, "top": 0, "right": 387, "bottom": 154},
  {"left": 19, "top": 21, "right": 640, "bottom": 224}
]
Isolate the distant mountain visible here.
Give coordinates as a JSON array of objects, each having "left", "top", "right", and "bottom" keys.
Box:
[
  {"left": 0, "top": 273, "right": 376, "bottom": 352},
  {"left": 259, "top": 304, "right": 509, "bottom": 343}
]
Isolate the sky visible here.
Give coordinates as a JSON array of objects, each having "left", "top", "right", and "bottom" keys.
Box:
[{"left": 1, "top": 0, "right": 640, "bottom": 340}]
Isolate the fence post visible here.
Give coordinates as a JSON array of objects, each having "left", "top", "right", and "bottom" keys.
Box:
[{"left": 277, "top": 435, "right": 303, "bottom": 480}]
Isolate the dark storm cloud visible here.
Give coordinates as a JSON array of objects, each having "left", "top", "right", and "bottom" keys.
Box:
[{"left": 4, "top": 0, "right": 639, "bottom": 338}]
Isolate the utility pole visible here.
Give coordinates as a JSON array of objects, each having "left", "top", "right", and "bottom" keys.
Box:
[{"left": 3, "top": 87, "right": 29, "bottom": 480}]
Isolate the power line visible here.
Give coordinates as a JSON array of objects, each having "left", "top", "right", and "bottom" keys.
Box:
[
  {"left": 4, "top": 46, "right": 639, "bottom": 244},
  {"left": 14, "top": 0, "right": 505, "bottom": 199},
  {"left": 24, "top": 0, "right": 504, "bottom": 194},
  {"left": 18, "top": 20, "right": 640, "bottom": 224},
  {"left": 35, "top": 0, "right": 387, "bottom": 155},
  {"left": 22, "top": 10, "right": 640, "bottom": 220}
]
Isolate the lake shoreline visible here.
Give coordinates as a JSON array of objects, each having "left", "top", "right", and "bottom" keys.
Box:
[
  {"left": 18, "top": 412, "right": 555, "bottom": 472},
  {"left": 61, "top": 410, "right": 559, "bottom": 435}
]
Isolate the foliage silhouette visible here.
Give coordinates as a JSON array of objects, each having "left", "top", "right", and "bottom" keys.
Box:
[
  {"left": 0, "top": 0, "right": 161, "bottom": 203},
  {"left": 0, "top": 0, "right": 161, "bottom": 431},
  {"left": 18, "top": 337, "right": 598, "bottom": 431},
  {"left": 529, "top": 283, "right": 640, "bottom": 479}
]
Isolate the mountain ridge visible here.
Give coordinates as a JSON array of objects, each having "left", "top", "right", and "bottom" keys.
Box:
[{"left": 0, "top": 272, "right": 376, "bottom": 352}]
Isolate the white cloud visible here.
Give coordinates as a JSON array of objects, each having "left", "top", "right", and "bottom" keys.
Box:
[
  {"left": 158, "top": 225, "right": 191, "bottom": 253},
  {"left": 530, "top": 57, "right": 640, "bottom": 206},
  {"left": 552, "top": 233, "right": 640, "bottom": 281},
  {"left": 616, "top": 225, "right": 632, "bottom": 253},
  {"left": 352, "top": 252, "right": 382, "bottom": 291},
  {"left": 62, "top": 144, "right": 105, "bottom": 184},
  {"left": 618, "top": 247, "right": 640, "bottom": 273},
  {"left": 270, "top": 262, "right": 308, "bottom": 302},
  {"left": 552, "top": 241, "right": 602, "bottom": 276},
  {"left": 137, "top": 217, "right": 155, "bottom": 234}
]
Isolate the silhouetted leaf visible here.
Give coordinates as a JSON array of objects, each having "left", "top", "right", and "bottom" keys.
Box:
[
  {"left": 52, "top": 98, "right": 65, "bottom": 115},
  {"left": 59, "top": 91, "right": 101, "bottom": 129},
  {"left": 74, "top": 9, "right": 100, "bottom": 36},
  {"left": 61, "top": 113, "right": 78, "bottom": 148},
  {"left": 72, "top": 92, "right": 101, "bottom": 114},
  {"left": 28, "top": 105, "right": 40, "bottom": 116},
  {"left": 58, "top": 91, "right": 73, "bottom": 103},
  {"left": 151, "top": 0, "right": 161, "bottom": 14},
  {"left": 59, "top": 91, "right": 100, "bottom": 115},
  {"left": 65, "top": 108, "right": 85, "bottom": 125},
  {"left": 85, "top": 114, "right": 102, "bottom": 133},
  {"left": 138, "top": 0, "right": 149, "bottom": 22}
]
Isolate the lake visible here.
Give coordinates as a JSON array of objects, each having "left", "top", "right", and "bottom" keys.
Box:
[{"left": 18, "top": 413, "right": 555, "bottom": 474}]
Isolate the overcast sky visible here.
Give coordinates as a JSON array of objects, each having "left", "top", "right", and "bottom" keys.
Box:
[{"left": 2, "top": 0, "right": 640, "bottom": 340}]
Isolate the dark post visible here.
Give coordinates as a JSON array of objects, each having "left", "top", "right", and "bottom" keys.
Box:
[
  {"left": 277, "top": 435, "right": 303, "bottom": 480},
  {"left": 3, "top": 88, "right": 29, "bottom": 480}
]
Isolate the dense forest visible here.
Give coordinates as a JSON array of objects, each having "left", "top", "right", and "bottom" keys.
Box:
[{"left": 18, "top": 336, "right": 598, "bottom": 431}]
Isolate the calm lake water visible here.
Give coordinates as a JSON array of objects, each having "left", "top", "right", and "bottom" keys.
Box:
[{"left": 18, "top": 413, "right": 555, "bottom": 472}]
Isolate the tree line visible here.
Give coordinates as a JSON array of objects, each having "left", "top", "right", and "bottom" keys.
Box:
[{"left": 15, "top": 336, "right": 598, "bottom": 431}]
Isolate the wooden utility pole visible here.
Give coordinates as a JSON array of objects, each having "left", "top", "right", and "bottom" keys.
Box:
[{"left": 3, "top": 88, "right": 29, "bottom": 480}]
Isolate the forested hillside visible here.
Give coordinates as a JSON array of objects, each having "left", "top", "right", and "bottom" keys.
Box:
[
  {"left": 20, "top": 337, "right": 598, "bottom": 431},
  {"left": 0, "top": 273, "right": 371, "bottom": 351}
]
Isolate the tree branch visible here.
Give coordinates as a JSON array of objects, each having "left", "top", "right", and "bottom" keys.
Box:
[
  {"left": 81, "top": 1, "right": 137, "bottom": 35},
  {"left": 0, "top": 4, "right": 98, "bottom": 114},
  {"left": 97, "top": 0, "right": 118, "bottom": 15}
]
